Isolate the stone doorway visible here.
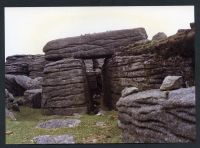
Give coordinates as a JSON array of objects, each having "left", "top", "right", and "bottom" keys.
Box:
[{"left": 73, "top": 50, "right": 113, "bottom": 114}]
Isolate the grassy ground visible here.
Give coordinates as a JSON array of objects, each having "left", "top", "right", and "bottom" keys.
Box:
[{"left": 6, "top": 107, "right": 122, "bottom": 144}]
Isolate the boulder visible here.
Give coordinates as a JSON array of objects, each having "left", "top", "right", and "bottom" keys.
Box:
[
  {"left": 152, "top": 32, "right": 167, "bottom": 41},
  {"left": 116, "top": 87, "right": 195, "bottom": 143},
  {"left": 15, "top": 75, "right": 42, "bottom": 90},
  {"left": 5, "top": 55, "right": 33, "bottom": 75},
  {"left": 42, "top": 59, "right": 89, "bottom": 115},
  {"left": 121, "top": 87, "right": 139, "bottom": 97},
  {"left": 5, "top": 89, "right": 20, "bottom": 111},
  {"left": 160, "top": 76, "right": 183, "bottom": 91},
  {"left": 33, "top": 134, "right": 75, "bottom": 144},
  {"left": 36, "top": 119, "right": 81, "bottom": 129},
  {"left": 24, "top": 89, "right": 42, "bottom": 108},
  {"left": 5, "top": 74, "right": 25, "bottom": 96},
  {"left": 5, "top": 74, "right": 42, "bottom": 97}
]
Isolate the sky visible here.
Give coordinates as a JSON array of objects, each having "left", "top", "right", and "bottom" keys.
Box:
[{"left": 5, "top": 6, "right": 194, "bottom": 58}]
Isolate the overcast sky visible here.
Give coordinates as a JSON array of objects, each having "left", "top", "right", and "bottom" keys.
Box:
[{"left": 5, "top": 6, "right": 194, "bottom": 58}]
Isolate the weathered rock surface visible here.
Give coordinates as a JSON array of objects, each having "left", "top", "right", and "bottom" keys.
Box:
[
  {"left": 5, "top": 74, "right": 42, "bottom": 98},
  {"left": 42, "top": 59, "right": 89, "bottom": 115},
  {"left": 5, "top": 74, "right": 25, "bottom": 96},
  {"left": 24, "top": 89, "right": 42, "bottom": 108},
  {"left": 74, "top": 48, "right": 113, "bottom": 59},
  {"left": 28, "top": 55, "right": 46, "bottom": 78},
  {"left": 15, "top": 75, "right": 42, "bottom": 90},
  {"left": 121, "top": 87, "right": 139, "bottom": 97},
  {"left": 5, "top": 54, "right": 46, "bottom": 78},
  {"left": 5, "top": 55, "right": 32, "bottom": 75},
  {"left": 160, "top": 76, "right": 183, "bottom": 91},
  {"left": 103, "top": 27, "right": 195, "bottom": 108},
  {"left": 36, "top": 119, "right": 81, "bottom": 129},
  {"left": 33, "top": 134, "right": 75, "bottom": 144},
  {"left": 5, "top": 89, "right": 20, "bottom": 111},
  {"left": 116, "top": 87, "right": 196, "bottom": 143},
  {"left": 43, "top": 28, "right": 148, "bottom": 61},
  {"left": 152, "top": 32, "right": 167, "bottom": 41}
]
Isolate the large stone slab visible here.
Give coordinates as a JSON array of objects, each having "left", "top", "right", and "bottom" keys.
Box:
[
  {"left": 33, "top": 134, "right": 75, "bottom": 144},
  {"left": 116, "top": 87, "right": 196, "bottom": 143},
  {"left": 36, "top": 119, "right": 81, "bottom": 129},
  {"left": 43, "top": 28, "right": 147, "bottom": 61}
]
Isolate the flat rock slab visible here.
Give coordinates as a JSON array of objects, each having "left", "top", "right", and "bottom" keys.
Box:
[
  {"left": 36, "top": 119, "right": 81, "bottom": 129},
  {"left": 33, "top": 134, "right": 75, "bottom": 144}
]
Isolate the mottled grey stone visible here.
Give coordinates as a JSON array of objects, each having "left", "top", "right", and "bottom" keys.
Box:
[
  {"left": 116, "top": 87, "right": 196, "bottom": 143},
  {"left": 121, "top": 87, "right": 139, "bottom": 97},
  {"left": 24, "top": 89, "right": 42, "bottom": 108},
  {"left": 160, "top": 76, "right": 183, "bottom": 91},
  {"left": 33, "top": 134, "right": 75, "bottom": 144},
  {"left": 36, "top": 119, "right": 81, "bottom": 129}
]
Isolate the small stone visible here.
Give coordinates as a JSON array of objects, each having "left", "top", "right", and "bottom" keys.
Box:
[
  {"left": 121, "top": 87, "right": 139, "bottom": 97},
  {"left": 96, "top": 110, "right": 105, "bottom": 116},
  {"left": 6, "top": 131, "right": 13, "bottom": 135},
  {"left": 5, "top": 108, "right": 17, "bottom": 121},
  {"left": 92, "top": 139, "right": 97, "bottom": 143},
  {"left": 73, "top": 113, "right": 82, "bottom": 118},
  {"left": 96, "top": 121, "right": 106, "bottom": 127},
  {"left": 160, "top": 76, "right": 183, "bottom": 91}
]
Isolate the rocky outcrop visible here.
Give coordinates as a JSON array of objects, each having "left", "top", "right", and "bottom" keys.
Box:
[
  {"left": 117, "top": 86, "right": 195, "bottom": 143},
  {"left": 43, "top": 28, "right": 148, "bottom": 61},
  {"left": 103, "top": 27, "right": 195, "bottom": 108},
  {"left": 42, "top": 59, "right": 90, "bottom": 115},
  {"left": 24, "top": 89, "right": 42, "bottom": 108},
  {"left": 5, "top": 55, "right": 33, "bottom": 75},
  {"left": 5, "top": 54, "right": 46, "bottom": 78}
]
